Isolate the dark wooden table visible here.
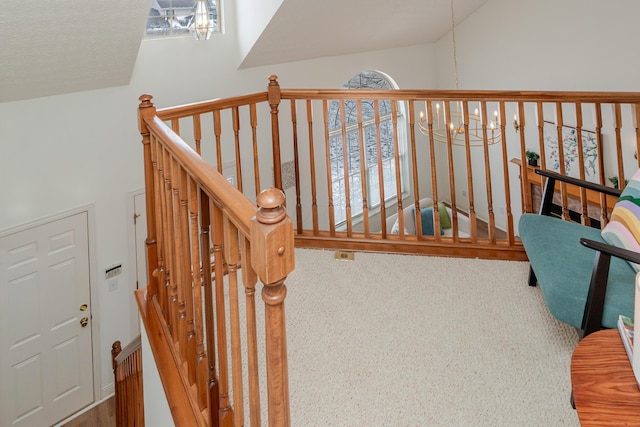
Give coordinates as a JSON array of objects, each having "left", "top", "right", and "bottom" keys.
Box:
[{"left": 571, "top": 328, "right": 640, "bottom": 426}]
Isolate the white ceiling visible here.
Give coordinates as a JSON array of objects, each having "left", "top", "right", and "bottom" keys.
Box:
[
  {"left": 240, "top": 0, "right": 488, "bottom": 68},
  {"left": 0, "top": 0, "right": 487, "bottom": 103}
]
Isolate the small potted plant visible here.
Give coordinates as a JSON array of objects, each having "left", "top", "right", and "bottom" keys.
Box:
[{"left": 525, "top": 150, "right": 540, "bottom": 167}]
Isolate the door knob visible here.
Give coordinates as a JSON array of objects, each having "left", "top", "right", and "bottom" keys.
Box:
[
  {"left": 80, "top": 317, "right": 89, "bottom": 327},
  {"left": 80, "top": 304, "right": 88, "bottom": 311}
]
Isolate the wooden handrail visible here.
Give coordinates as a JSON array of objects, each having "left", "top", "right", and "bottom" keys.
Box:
[
  {"left": 112, "top": 336, "right": 144, "bottom": 426},
  {"left": 135, "top": 77, "right": 640, "bottom": 425},
  {"left": 137, "top": 93, "right": 294, "bottom": 426}
]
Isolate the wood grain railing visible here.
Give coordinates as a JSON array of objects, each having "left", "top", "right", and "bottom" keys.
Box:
[
  {"left": 112, "top": 337, "right": 144, "bottom": 426},
  {"left": 137, "top": 94, "right": 294, "bottom": 426},
  {"left": 155, "top": 76, "right": 640, "bottom": 260},
  {"left": 136, "top": 78, "right": 640, "bottom": 425}
]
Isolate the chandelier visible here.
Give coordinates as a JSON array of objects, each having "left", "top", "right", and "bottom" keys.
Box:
[
  {"left": 190, "top": 0, "right": 214, "bottom": 40},
  {"left": 418, "top": 0, "right": 502, "bottom": 146}
]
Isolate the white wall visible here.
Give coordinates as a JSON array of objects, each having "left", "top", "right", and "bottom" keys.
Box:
[
  {"left": 2, "top": 0, "right": 640, "bottom": 403},
  {"left": 0, "top": 2, "right": 434, "bottom": 399}
]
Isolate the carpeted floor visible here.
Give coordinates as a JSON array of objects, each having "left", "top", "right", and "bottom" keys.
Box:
[{"left": 283, "top": 249, "right": 580, "bottom": 426}]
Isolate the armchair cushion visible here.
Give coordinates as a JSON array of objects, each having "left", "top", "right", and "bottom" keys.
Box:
[
  {"left": 601, "top": 169, "right": 640, "bottom": 272},
  {"left": 414, "top": 207, "right": 442, "bottom": 236},
  {"left": 519, "top": 214, "right": 635, "bottom": 330},
  {"left": 437, "top": 202, "right": 452, "bottom": 229}
]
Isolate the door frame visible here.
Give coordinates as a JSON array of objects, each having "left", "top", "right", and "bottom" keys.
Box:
[
  {"left": 127, "top": 188, "right": 145, "bottom": 337},
  {"left": 0, "top": 204, "right": 102, "bottom": 405}
]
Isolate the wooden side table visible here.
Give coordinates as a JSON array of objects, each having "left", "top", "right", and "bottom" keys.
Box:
[{"left": 571, "top": 329, "right": 640, "bottom": 425}]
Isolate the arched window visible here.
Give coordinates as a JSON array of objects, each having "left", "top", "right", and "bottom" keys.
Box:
[{"left": 327, "top": 71, "right": 408, "bottom": 226}]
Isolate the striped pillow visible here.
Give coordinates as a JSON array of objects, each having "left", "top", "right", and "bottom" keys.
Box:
[{"left": 601, "top": 169, "right": 640, "bottom": 272}]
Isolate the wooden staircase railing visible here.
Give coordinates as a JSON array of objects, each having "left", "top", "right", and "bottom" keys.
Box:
[
  {"left": 112, "top": 337, "right": 144, "bottom": 426},
  {"left": 154, "top": 76, "right": 640, "bottom": 260},
  {"left": 135, "top": 78, "right": 640, "bottom": 426},
  {"left": 137, "top": 94, "right": 294, "bottom": 426}
]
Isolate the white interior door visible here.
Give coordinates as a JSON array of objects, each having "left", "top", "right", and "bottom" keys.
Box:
[{"left": 0, "top": 211, "right": 93, "bottom": 426}]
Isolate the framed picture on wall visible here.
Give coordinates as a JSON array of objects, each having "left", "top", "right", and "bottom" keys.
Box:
[{"left": 543, "top": 120, "right": 599, "bottom": 181}]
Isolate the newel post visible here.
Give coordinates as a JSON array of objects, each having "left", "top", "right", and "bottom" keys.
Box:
[
  {"left": 138, "top": 95, "right": 159, "bottom": 297},
  {"left": 251, "top": 188, "right": 293, "bottom": 427},
  {"left": 268, "top": 75, "right": 284, "bottom": 191}
]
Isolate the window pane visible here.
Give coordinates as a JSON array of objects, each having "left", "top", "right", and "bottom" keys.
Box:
[{"left": 146, "top": 0, "right": 219, "bottom": 38}]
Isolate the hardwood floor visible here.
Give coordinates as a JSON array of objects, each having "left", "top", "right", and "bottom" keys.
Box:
[{"left": 61, "top": 396, "right": 115, "bottom": 427}]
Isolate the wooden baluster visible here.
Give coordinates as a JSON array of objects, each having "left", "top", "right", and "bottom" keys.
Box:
[
  {"left": 480, "top": 101, "right": 495, "bottom": 244},
  {"left": 575, "top": 103, "right": 590, "bottom": 226},
  {"left": 268, "top": 75, "right": 284, "bottom": 191},
  {"left": 214, "top": 110, "right": 223, "bottom": 174},
  {"left": 178, "top": 167, "right": 197, "bottom": 385},
  {"left": 158, "top": 146, "right": 172, "bottom": 321},
  {"left": 426, "top": 100, "right": 441, "bottom": 239},
  {"left": 250, "top": 103, "right": 261, "bottom": 197},
  {"left": 212, "top": 202, "right": 234, "bottom": 425},
  {"left": 339, "top": 99, "right": 352, "bottom": 236},
  {"left": 322, "top": 99, "right": 336, "bottom": 235},
  {"left": 594, "top": 103, "right": 608, "bottom": 225},
  {"left": 498, "top": 102, "right": 514, "bottom": 244},
  {"left": 174, "top": 160, "right": 189, "bottom": 362},
  {"left": 374, "top": 100, "right": 388, "bottom": 236},
  {"left": 241, "top": 237, "right": 261, "bottom": 427},
  {"left": 138, "top": 95, "right": 159, "bottom": 296},
  {"left": 555, "top": 103, "right": 570, "bottom": 220},
  {"left": 407, "top": 101, "right": 423, "bottom": 240},
  {"left": 518, "top": 102, "right": 530, "bottom": 214},
  {"left": 613, "top": 103, "right": 625, "bottom": 190},
  {"left": 201, "top": 192, "right": 220, "bottom": 425},
  {"left": 290, "top": 99, "right": 303, "bottom": 234},
  {"left": 251, "top": 188, "right": 293, "bottom": 427},
  {"left": 306, "top": 99, "right": 318, "bottom": 236},
  {"left": 356, "top": 100, "right": 370, "bottom": 237},
  {"left": 193, "top": 113, "right": 202, "bottom": 155},
  {"left": 188, "top": 180, "right": 209, "bottom": 411},
  {"left": 306, "top": 100, "right": 319, "bottom": 235},
  {"left": 536, "top": 102, "right": 547, "bottom": 171},
  {"left": 391, "top": 100, "right": 403, "bottom": 238},
  {"left": 232, "top": 106, "right": 243, "bottom": 193},
  {"left": 444, "top": 100, "right": 459, "bottom": 242},
  {"left": 223, "top": 217, "right": 245, "bottom": 427},
  {"left": 172, "top": 118, "right": 180, "bottom": 135},
  {"left": 464, "top": 100, "right": 477, "bottom": 242},
  {"left": 165, "top": 153, "right": 179, "bottom": 339}
]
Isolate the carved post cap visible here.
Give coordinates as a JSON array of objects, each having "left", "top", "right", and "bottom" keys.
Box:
[
  {"left": 256, "top": 188, "right": 286, "bottom": 224},
  {"left": 138, "top": 94, "right": 154, "bottom": 108},
  {"left": 268, "top": 75, "right": 279, "bottom": 86}
]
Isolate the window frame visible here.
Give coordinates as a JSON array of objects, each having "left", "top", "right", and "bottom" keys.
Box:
[{"left": 328, "top": 71, "right": 409, "bottom": 227}]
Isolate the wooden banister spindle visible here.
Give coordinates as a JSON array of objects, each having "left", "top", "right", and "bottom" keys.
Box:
[
  {"left": 188, "top": 179, "right": 209, "bottom": 411},
  {"left": 426, "top": 100, "right": 440, "bottom": 238},
  {"left": 223, "top": 217, "right": 245, "bottom": 427},
  {"left": 391, "top": 100, "right": 403, "bottom": 238},
  {"left": 193, "top": 114, "right": 202, "bottom": 155},
  {"left": 356, "top": 100, "right": 370, "bottom": 237},
  {"left": 464, "top": 100, "right": 477, "bottom": 242},
  {"left": 251, "top": 188, "right": 293, "bottom": 427},
  {"left": 480, "top": 101, "right": 494, "bottom": 244},
  {"left": 175, "top": 161, "right": 189, "bottom": 362},
  {"left": 373, "top": 100, "right": 388, "bottom": 235},
  {"left": 290, "top": 100, "right": 303, "bottom": 234},
  {"left": 498, "top": 102, "right": 514, "bottom": 244},
  {"left": 250, "top": 103, "right": 261, "bottom": 197},
  {"left": 200, "top": 192, "right": 220, "bottom": 424},
  {"left": 594, "top": 103, "right": 608, "bottom": 225},
  {"left": 443, "top": 100, "right": 458, "bottom": 241},
  {"left": 613, "top": 103, "right": 625, "bottom": 190},
  {"left": 306, "top": 100, "right": 319, "bottom": 235},
  {"left": 212, "top": 203, "right": 234, "bottom": 426},
  {"left": 138, "top": 95, "right": 159, "bottom": 296},
  {"left": 407, "top": 101, "right": 422, "bottom": 240},
  {"left": 574, "top": 103, "right": 590, "bottom": 226},
  {"left": 214, "top": 110, "right": 223, "bottom": 174},
  {"left": 339, "top": 100, "right": 353, "bottom": 236},
  {"left": 241, "top": 237, "right": 261, "bottom": 427},
  {"left": 232, "top": 106, "right": 244, "bottom": 193},
  {"left": 554, "top": 103, "right": 570, "bottom": 220},
  {"left": 268, "top": 75, "right": 284, "bottom": 191},
  {"left": 322, "top": 99, "right": 336, "bottom": 235},
  {"left": 165, "top": 152, "right": 179, "bottom": 337}
]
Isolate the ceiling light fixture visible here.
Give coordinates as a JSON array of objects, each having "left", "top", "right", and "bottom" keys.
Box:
[
  {"left": 190, "top": 0, "right": 214, "bottom": 40},
  {"left": 418, "top": 0, "right": 502, "bottom": 146}
]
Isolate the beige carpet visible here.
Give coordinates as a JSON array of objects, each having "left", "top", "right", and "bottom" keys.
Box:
[{"left": 282, "top": 249, "right": 580, "bottom": 426}]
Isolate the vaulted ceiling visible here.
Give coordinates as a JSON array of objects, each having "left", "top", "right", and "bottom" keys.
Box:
[{"left": 0, "top": 0, "right": 487, "bottom": 103}]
